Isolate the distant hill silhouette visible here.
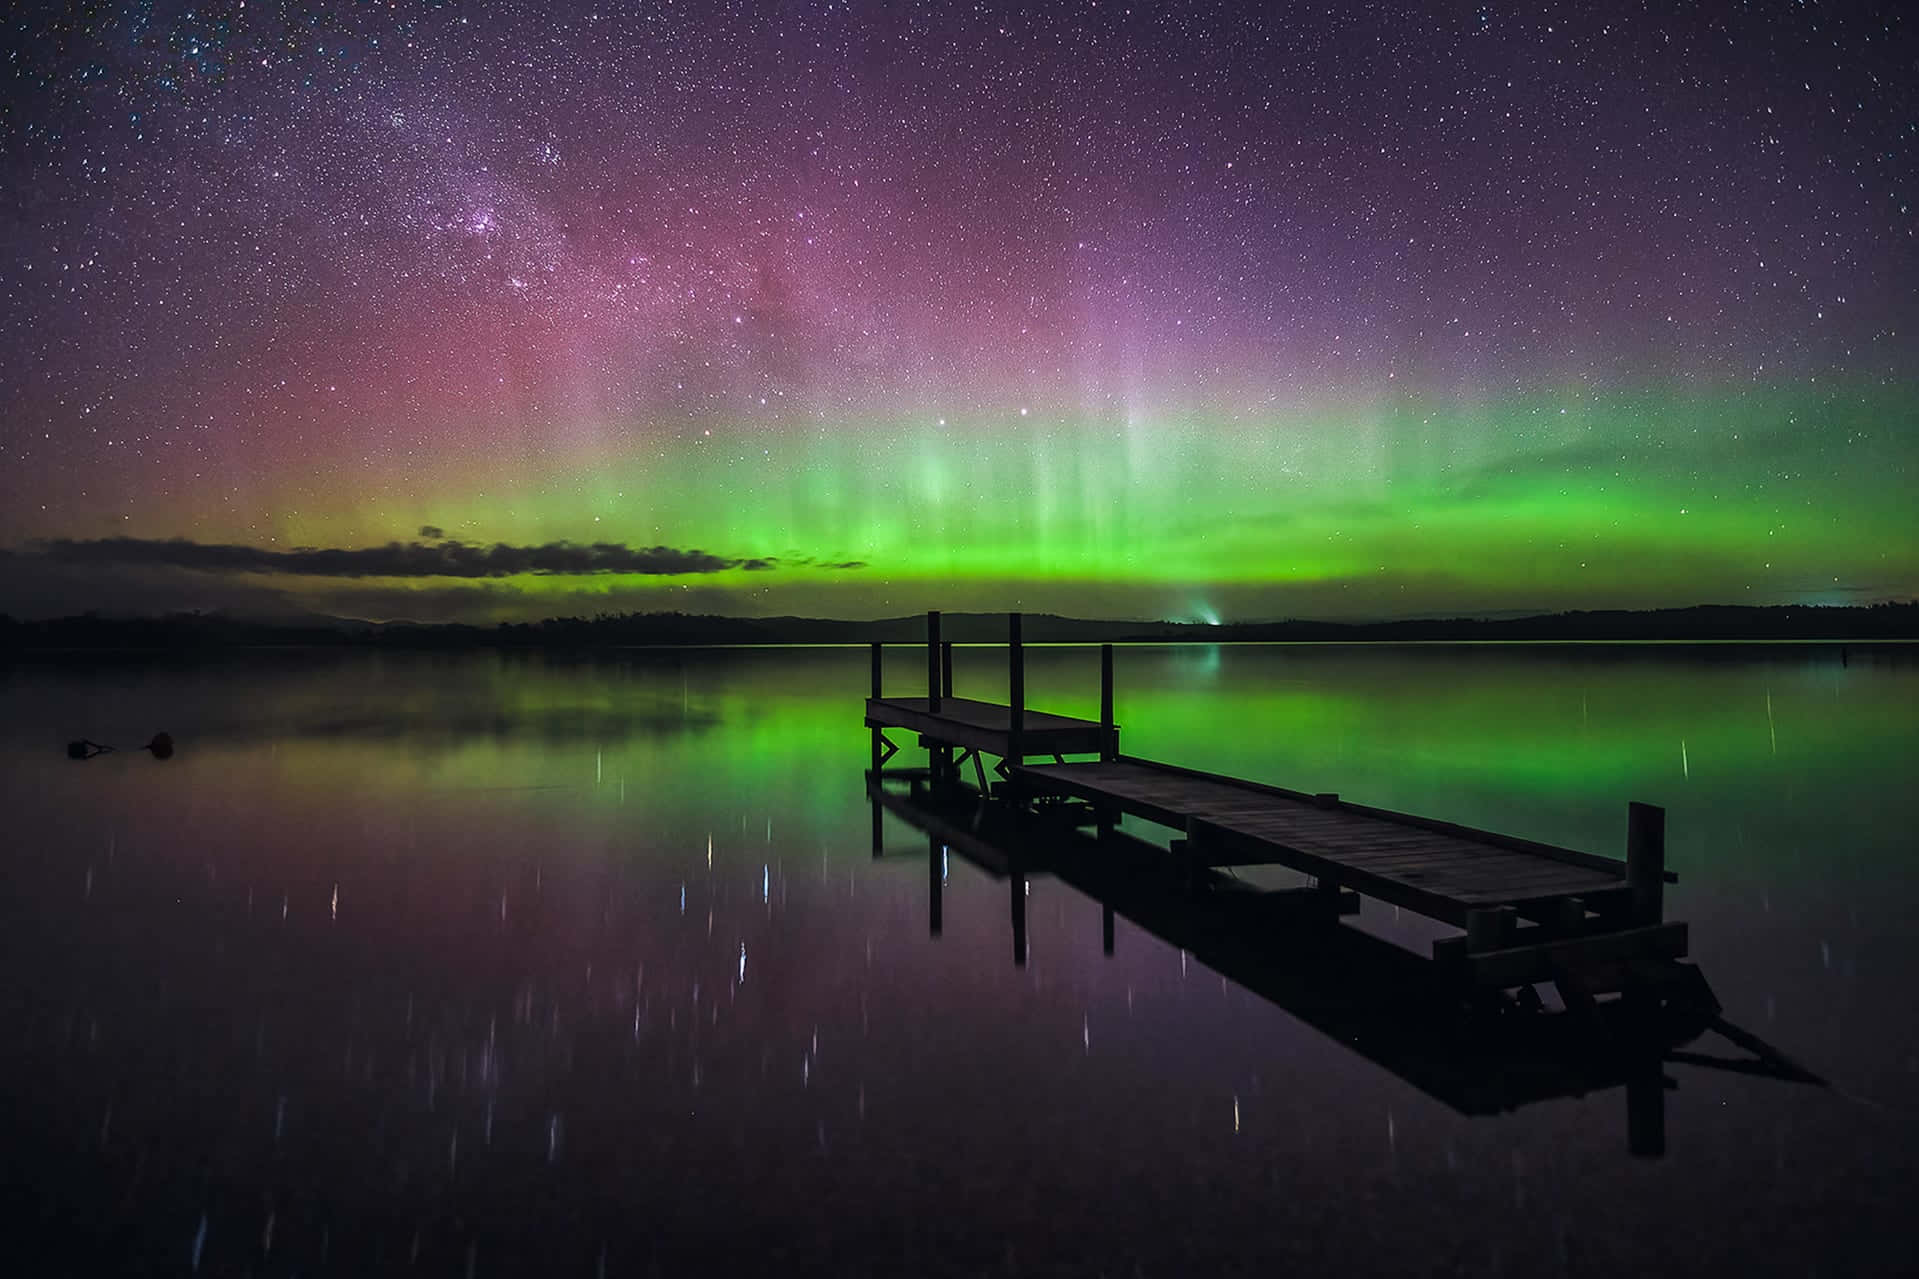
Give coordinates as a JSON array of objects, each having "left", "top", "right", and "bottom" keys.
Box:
[{"left": 0, "top": 601, "right": 1914, "bottom": 651}]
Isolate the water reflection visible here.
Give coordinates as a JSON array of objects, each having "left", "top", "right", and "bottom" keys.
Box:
[
  {"left": 0, "top": 644, "right": 1913, "bottom": 1273},
  {"left": 872, "top": 774, "right": 1823, "bottom": 1158}
]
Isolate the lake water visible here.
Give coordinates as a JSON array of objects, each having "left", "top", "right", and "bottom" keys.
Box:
[{"left": 2, "top": 643, "right": 1914, "bottom": 1275}]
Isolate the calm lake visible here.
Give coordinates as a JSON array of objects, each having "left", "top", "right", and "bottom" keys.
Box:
[{"left": 2, "top": 643, "right": 1914, "bottom": 1275}]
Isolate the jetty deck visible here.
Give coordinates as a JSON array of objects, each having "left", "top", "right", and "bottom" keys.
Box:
[
  {"left": 862, "top": 609, "right": 1118, "bottom": 776},
  {"left": 865, "top": 696, "right": 1109, "bottom": 758},
  {"left": 1011, "top": 756, "right": 1642, "bottom": 922}
]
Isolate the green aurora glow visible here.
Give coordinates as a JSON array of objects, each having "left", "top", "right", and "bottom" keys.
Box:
[{"left": 239, "top": 380, "right": 1915, "bottom": 621}]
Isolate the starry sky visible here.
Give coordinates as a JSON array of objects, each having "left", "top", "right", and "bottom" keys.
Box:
[{"left": 1, "top": 0, "right": 1913, "bottom": 623}]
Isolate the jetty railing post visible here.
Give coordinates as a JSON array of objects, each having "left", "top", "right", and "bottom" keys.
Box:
[
  {"left": 1007, "top": 611, "right": 1025, "bottom": 765},
  {"left": 1623, "top": 798, "right": 1666, "bottom": 1156},
  {"left": 926, "top": 611, "right": 942, "bottom": 714},
  {"left": 871, "top": 637, "right": 882, "bottom": 775},
  {"left": 925, "top": 611, "right": 946, "bottom": 785},
  {"left": 941, "top": 641, "right": 954, "bottom": 701},
  {"left": 1099, "top": 642, "right": 1116, "bottom": 761},
  {"left": 1627, "top": 802, "right": 1666, "bottom": 926}
]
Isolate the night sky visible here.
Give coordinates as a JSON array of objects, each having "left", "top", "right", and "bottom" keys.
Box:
[{"left": 2, "top": 1, "right": 1913, "bottom": 623}]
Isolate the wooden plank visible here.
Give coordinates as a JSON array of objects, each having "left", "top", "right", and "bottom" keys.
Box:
[
  {"left": 1373, "top": 851, "right": 1613, "bottom": 879},
  {"left": 1433, "top": 922, "right": 1690, "bottom": 987},
  {"left": 1444, "top": 869, "right": 1615, "bottom": 891},
  {"left": 1317, "top": 843, "right": 1540, "bottom": 866},
  {"left": 1213, "top": 825, "right": 1618, "bottom": 890},
  {"left": 1427, "top": 872, "right": 1608, "bottom": 896},
  {"left": 1410, "top": 859, "right": 1619, "bottom": 887},
  {"left": 1274, "top": 854, "right": 1607, "bottom": 905},
  {"left": 1255, "top": 835, "right": 1491, "bottom": 859}
]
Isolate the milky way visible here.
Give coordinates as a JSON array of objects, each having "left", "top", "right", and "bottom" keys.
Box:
[{"left": 2, "top": 1, "right": 1914, "bottom": 621}]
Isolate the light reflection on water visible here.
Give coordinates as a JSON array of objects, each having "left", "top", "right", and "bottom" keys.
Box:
[{"left": 0, "top": 643, "right": 1914, "bottom": 1274}]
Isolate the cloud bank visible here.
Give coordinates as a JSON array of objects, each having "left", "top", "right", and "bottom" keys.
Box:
[{"left": 15, "top": 537, "right": 839, "bottom": 578}]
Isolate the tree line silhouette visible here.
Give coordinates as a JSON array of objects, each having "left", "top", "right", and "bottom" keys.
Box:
[{"left": 0, "top": 601, "right": 1913, "bottom": 651}]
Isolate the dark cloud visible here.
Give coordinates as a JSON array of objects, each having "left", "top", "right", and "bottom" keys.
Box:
[
  {"left": 419, "top": 525, "right": 446, "bottom": 540},
  {"left": 21, "top": 537, "right": 834, "bottom": 579}
]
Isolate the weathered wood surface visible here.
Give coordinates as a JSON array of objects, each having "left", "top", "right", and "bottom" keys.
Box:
[
  {"left": 866, "top": 696, "right": 1110, "bottom": 758},
  {"left": 1433, "top": 921, "right": 1690, "bottom": 987},
  {"left": 1012, "top": 757, "right": 1637, "bottom": 926}
]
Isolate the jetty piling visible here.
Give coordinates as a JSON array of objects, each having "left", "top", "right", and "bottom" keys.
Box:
[
  {"left": 1627, "top": 801, "right": 1666, "bottom": 926},
  {"left": 928, "top": 836, "right": 943, "bottom": 937}
]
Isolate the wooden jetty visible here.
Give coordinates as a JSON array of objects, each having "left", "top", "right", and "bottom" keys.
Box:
[
  {"left": 865, "top": 611, "right": 1692, "bottom": 1001},
  {"left": 869, "top": 778, "right": 1821, "bottom": 1157}
]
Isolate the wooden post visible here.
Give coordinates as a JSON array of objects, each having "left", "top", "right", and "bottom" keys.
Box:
[
  {"left": 1181, "top": 815, "right": 1211, "bottom": 889},
  {"left": 926, "top": 611, "right": 942, "bottom": 714},
  {"left": 869, "top": 641, "right": 884, "bottom": 782},
  {"left": 1627, "top": 801, "right": 1666, "bottom": 926},
  {"left": 1627, "top": 1054, "right": 1666, "bottom": 1158},
  {"left": 1007, "top": 612, "right": 1025, "bottom": 764},
  {"left": 1101, "top": 904, "right": 1115, "bottom": 956},
  {"left": 928, "top": 836, "right": 943, "bottom": 937},
  {"left": 941, "top": 641, "right": 954, "bottom": 701},
  {"left": 1010, "top": 869, "right": 1027, "bottom": 966},
  {"left": 1099, "top": 642, "right": 1115, "bottom": 760}
]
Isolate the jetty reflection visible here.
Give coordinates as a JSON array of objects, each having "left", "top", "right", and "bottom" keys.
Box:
[{"left": 870, "top": 774, "right": 1822, "bottom": 1158}]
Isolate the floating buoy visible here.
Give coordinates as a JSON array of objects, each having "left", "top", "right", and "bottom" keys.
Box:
[{"left": 144, "top": 732, "right": 174, "bottom": 760}]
